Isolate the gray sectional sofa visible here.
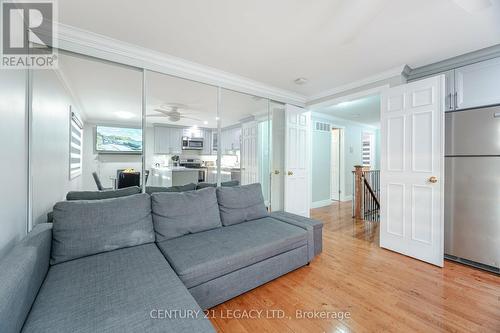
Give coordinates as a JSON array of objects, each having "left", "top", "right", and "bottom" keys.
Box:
[{"left": 0, "top": 183, "right": 322, "bottom": 333}]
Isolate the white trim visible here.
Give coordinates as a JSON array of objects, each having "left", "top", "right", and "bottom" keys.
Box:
[
  {"left": 308, "top": 65, "right": 406, "bottom": 102},
  {"left": 308, "top": 85, "right": 389, "bottom": 111},
  {"left": 312, "top": 112, "right": 380, "bottom": 130},
  {"left": 311, "top": 199, "right": 333, "bottom": 208},
  {"left": 55, "top": 24, "right": 306, "bottom": 106},
  {"left": 330, "top": 127, "right": 345, "bottom": 202}
]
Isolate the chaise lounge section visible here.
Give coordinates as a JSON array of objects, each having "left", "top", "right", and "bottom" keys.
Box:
[{"left": 0, "top": 183, "right": 322, "bottom": 332}]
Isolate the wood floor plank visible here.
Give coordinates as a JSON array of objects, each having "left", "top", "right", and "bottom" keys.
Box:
[{"left": 209, "top": 202, "right": 500, "bottom": 332}]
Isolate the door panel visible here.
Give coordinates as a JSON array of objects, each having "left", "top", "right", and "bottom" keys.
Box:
[
  {"left": 284, "top": 105, "right": 310, "bottom": 217},
  {"left": 387, "top": 183, "right": 405, "bottom": 236},
  {"left": 381, "top": 75, "right": 445, "bottom": 267},
  {"left": 412, "top": 111, "right": 433, "bottom": 172},
  {"left": 387, "top": 116, "right": 405, "bottom": 171},
  {"left": 241, "top": 122, "right": 258, "bottom": 185}
]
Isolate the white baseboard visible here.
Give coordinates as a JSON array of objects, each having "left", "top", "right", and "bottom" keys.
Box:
[
  {"left": 311, "top": 199, "right": 333, "bottom": 208},
  {"left": 341, "top": 195, "right": 353, "bottom": 202}
]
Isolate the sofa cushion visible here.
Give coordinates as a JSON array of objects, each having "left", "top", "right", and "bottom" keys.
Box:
[
  {"left": 216, "top": 183, "right": 268, "bottom": 226},
  {"left": 196, "top": 180, "right": 240, "bottom": 190},
  {"left": 51, "top": 193, "right": 154, "bottom": 265},
  {"left": 152, "top": 187, "right": 221, "bottom": 242},
  {"left": 195, "top": 182, "right": 216, "bottom": 189},
  {"left": 221, "top": 180, "right": 240, "bottom": 187},
  {"left": 146, "top": 183, "right": 196, "bottom": 194},
  {"left": 156, "top": 217, "right": 307, "bottom": 288},
  {"left": 66, "top": 186, "right": 142, "bottom": 201},
  {"left": 22, "top": 244, "right": 215, "bottom": 333},
  {"left": 0, "top": 224, "right": 52, "bottom": 333}
]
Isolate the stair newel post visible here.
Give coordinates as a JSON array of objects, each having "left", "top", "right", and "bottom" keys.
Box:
[{"left": 354, "top": 165, "right": 364, "bottom": 220}]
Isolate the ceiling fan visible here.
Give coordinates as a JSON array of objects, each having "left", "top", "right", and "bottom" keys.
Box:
[{"left": 147, "top": 103, "right": 201, "bottom": 122}]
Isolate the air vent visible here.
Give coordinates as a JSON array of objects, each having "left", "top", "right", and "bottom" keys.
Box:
[{"left": 314, "top": 121, "right": 331, "bottom": 132}]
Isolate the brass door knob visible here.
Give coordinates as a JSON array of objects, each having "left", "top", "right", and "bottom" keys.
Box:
[
  {"left": 274, "top": 170, "right": 280, "bottom": 175},
  {"left": 428, "top": 176, "right": 438, "bottom": 183},
  {"left": 287, "top": 171, "right": 293, "bottom": 176}
]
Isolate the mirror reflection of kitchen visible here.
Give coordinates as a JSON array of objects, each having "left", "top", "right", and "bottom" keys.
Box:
[
  {"left": 145, "top": 71, "right": 270, "bottom": 202},
  {"left": 145, "top": 71, "right": 219, "bottom": 190}
]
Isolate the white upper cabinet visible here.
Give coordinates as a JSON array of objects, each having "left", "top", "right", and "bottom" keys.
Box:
[
  {"left": 455, "top": 57, "right": 500, "bottom": 110},
  {"left": 220, "top": 126, "right": 242, "bottom": 153},
  {"left": 169, "top": 127, "right": 183, "bottom": 154},
  {"left": 202, "top": 129, "right": 212, "bottom": 155},
  {"left": 154, "top": 126, "right": 170, "bottom": 154},
  {"left": 153, "top": 126, "right": 184, "bottom": 154},
  {"left": 444, "top": 70, "right": 455, "bottom": 112}
]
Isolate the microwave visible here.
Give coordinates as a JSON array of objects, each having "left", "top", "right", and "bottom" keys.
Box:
[{"left": 182, "top": 137, "right": 204, "bottom": 150}]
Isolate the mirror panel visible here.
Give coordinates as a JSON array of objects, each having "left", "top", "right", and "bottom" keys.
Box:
[
  {"left": 145, "top": 71, "right": 218, "bottom": 190},
  {"left": 31, "top": 51, "right": 143, "bottom": 224},
  {"left": 219, "top": 89, "right": 270, "bottom": 205}
]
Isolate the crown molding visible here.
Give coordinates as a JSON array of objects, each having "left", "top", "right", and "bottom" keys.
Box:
[
  {"left": 54, "top": 23, "right": 307, "bottom": 106},
  {"left": 406, "top": 43, "right": 500, "bottom": 81},
  {"left": 307, "top": 65, "right": 407, "bottom": 103}
]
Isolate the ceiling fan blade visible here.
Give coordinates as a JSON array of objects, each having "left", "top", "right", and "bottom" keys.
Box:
[
  {"left": 146, "top": 114, "right": 169, "bottom": 117},
  {"left": 153, "top": 108, "right": 174, "bottom": 114},
  {"left": 180, "top": 115, "right": 201, "bottom": 121}
]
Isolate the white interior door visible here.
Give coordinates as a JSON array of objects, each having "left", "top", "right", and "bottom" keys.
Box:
[
  {"left": 380, "top": 75, "right": 445, "bottom": 267},
  {"left": 284, "top": 104, "right": 311, "bottom": 217},
  {"left": 331, "top": 128, "right": 340, "bottom": 201},
  {"left": 241, "top": 121, "right": 258, "bottom": 185}
]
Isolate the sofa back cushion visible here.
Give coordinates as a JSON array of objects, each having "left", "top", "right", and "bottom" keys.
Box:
[
  {"left": 146, "top": 183, "right": 196, "bottom": 195},
  {"left": 66, "top": 186, "right": 141, "bottom": 201},
  {"left": 196, "top": 180, "right": 240, "bottom": 190},
  {"left": 51, "top": 193, "right": 154, "bottom": 265},
  {"left": 0, "top": 223, "right": 52, "bottom": 333},
  {"left": 216, "top": 183, "right": 268, "bottom": 226},
  {"left": 195, "top": 182, "right": 217, "bottom": 190},
  {"left": 152, "top": 187, "right": 222, "bottom": 241}
]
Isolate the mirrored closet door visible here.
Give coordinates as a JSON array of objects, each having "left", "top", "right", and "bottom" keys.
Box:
[
  {"left": 144, "top": 70, "right": 218, "bottom": 191},
  {"left": 30, "top": 51, "right": 143, "bottom": 225}
]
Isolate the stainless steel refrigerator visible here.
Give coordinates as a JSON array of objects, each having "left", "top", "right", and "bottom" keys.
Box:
[{"left": 445, "top": 105, "right": 500, "bottom": 273}]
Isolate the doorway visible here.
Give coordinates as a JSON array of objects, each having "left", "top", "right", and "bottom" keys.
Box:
[{"left": 330, "top": 127, "right": 344, "bottom": 201}]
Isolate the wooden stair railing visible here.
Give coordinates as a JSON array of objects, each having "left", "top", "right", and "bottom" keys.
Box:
[{"left": 352, "top": 166, "right": 380, "bottom": 222}]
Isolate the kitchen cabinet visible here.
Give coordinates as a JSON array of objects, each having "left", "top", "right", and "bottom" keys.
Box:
[
  {"left": 454, "top": 57, "right": 500, "bottom": 110},
  {"left": 220, "top": 127, "right": 241, "bottom": 153},
  {"left": 153, "top": 126, "right": 170, "bottom": 154},
  {"left": 153, "top": 126, "right": 183, "bottom": 154},
  {"left": 439, "top": 57, "right": 500, "bottom": 112},
  {"left": 443, "top": 70, "right": 455, "bottom": 112},
  {"left": 211, "top": 131, "right": 218, "bottom": 155},
  {"left": 169, "top": 127, "right": 183, "bottom": 154},
  {"left": 201, "top": 129, "right": 212, "bottom": 155}
]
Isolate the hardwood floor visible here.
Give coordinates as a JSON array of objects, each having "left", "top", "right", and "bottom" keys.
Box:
[{"left": 209, "top": 202, "right": 500, "bottom": 333}]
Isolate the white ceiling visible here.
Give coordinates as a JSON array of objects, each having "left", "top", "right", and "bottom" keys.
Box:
[
  {"left": 58, "top": 53, "right": 270, "bottom": 128},
  {"left": 58, "top": 0, "right": 500, "bottom": 98},
  {"left": 315, "top": 95, "right": 381, "bottom": 127}
]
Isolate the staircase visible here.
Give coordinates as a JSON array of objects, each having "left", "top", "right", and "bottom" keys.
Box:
[{"left": 352, "top": 166, "right": 380, "bottom": 222}]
